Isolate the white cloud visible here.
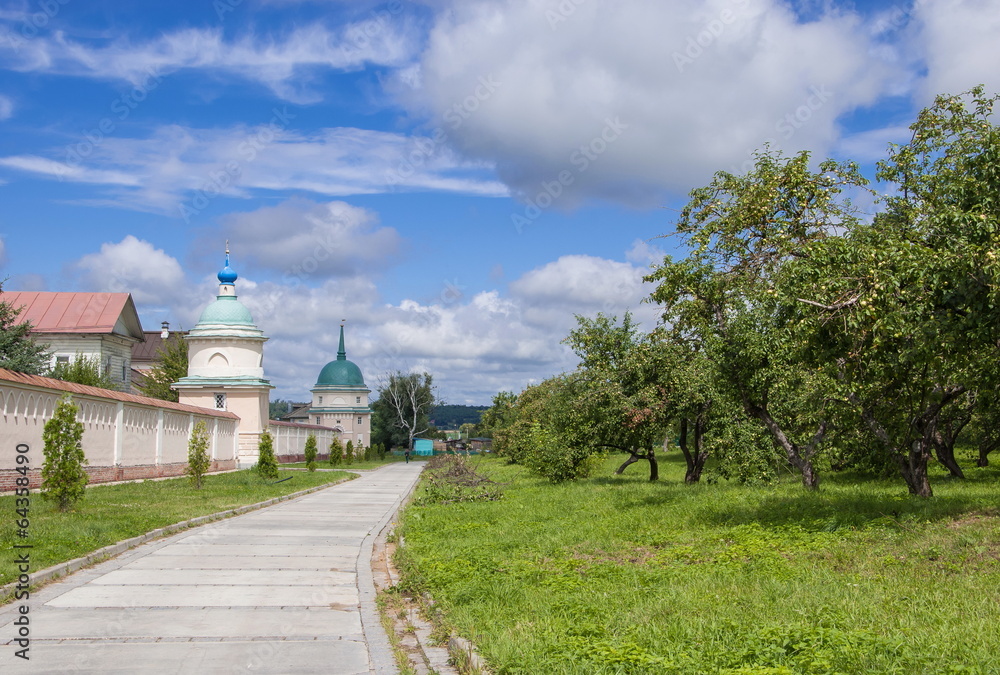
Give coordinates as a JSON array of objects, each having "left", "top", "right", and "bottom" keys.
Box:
[
  {"left": 73, "top": 235, "right": 190, "bottom": 307},
  {"left": 401, "top": 0, "right": 893, "bottom": 206},
  {"left": 911, "top": 0, "right": 1000, "bottom": 103},
  {"left": 217, "top": 198, "right": 403, "bottom": 281},
  {"left": 0, "top": 124, "right": 507, "bottom": 213},
  {"left": 74, "top": 238, "right": 659, "bottom": 403},
  {"left": 0, "top": 236, "right": 6, "bottom": 266},
  {"left": 0, "top": 22, "right": 421, "bottom": 103},
  {"left": 0, "top": 94, "right": 12, "bottom": 120}
]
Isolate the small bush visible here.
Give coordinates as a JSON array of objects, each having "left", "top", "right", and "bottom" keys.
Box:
[
  {"left": 304, "top": 434, "right": 318, "bottom": 471},
  {"left": 328, "top": 437, "right": 343, "bottom": 466},
  {"left": 41, "top": 394, "right": 89, "bottom": 511},
  {"left": 345, "top": 440, "right": 354, "bottom": 465},
  {"left": 256, "top": 430, "right": 279, "bottom": 480},
  {"left": 186, "top": 421, "right": 211, "bottom": 488}
]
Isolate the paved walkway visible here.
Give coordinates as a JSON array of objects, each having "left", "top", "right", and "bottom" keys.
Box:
[{"left": 2, "top": 462, "right": 425, "bottom": 674}]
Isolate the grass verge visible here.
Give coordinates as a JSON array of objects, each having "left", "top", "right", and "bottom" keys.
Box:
[
  {"left": 280, "top": 456, "right": 412, "bottom": 471},
  {"left": 397, "top": 453, "right": 1000, "bottom": 674},
  {"left": 1, "top": 469, "right": 353, "bottom": 587}
]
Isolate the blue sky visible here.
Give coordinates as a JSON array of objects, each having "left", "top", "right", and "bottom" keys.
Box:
[{"left": 1, "top": 0, "right": 998, "bottom": 404}]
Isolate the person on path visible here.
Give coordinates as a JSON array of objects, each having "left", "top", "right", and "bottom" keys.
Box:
[{"left": 405, "top": 447, "right": 411, "bottom": 463}]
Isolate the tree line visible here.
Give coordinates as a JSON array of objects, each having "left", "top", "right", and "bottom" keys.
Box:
[{"left": 482, "top": 88, "right": 1000, "bottom": 498}]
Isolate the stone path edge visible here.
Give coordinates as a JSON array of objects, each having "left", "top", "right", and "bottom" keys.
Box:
[{"left": 0, "top": 472, "right": 360, "bottom": 604}]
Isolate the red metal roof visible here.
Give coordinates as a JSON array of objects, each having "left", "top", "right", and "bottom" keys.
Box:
[
  {"left": 2, "top": 292, "right": 145, "bottom": 340},
  {"left": 0, "top": 368, "right": 238, "bottom": 418}
]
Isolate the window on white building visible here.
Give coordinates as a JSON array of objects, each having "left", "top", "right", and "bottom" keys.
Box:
[
  {"left": 356, "top": 396, "right": 361, "bottom": 404},
  {"left": 122, "top": 363, "right": 128, "bottom": 382},
  {"left": 357, "top": 417, "right": 362, "bottom": 425},
  {"left": 55, "top": 355, "right": 70, "bottom": 365},
  {"left": 215, "top": 393, "right": 227, "bottom": 410},
  {"left": 318, "top": 396, "right": 323, "bottom": 405}
]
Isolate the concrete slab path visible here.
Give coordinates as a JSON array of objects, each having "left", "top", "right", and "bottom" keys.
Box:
[{"left": 2, "top": 462, "right": 425, "bottom": 674}]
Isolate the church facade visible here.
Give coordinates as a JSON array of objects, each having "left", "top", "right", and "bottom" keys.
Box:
[
  {"left": 308, "top": 324, "right": 372, "bottom": 449},
  {"left": 173, "top": 249, "right": 273, "bottom": 467}
]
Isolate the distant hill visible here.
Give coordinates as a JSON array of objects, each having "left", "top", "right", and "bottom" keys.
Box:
[{"left": 430, "top": 404, "right": 487, "bottom": 429}]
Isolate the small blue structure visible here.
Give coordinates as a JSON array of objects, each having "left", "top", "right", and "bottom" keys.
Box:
[{"left": 413, "top": 438, "right": 434, "bottom": 456}]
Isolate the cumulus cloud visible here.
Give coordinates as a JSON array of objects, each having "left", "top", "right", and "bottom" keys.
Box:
[
  {"left": 401, "top": 0, "right": 894, "bottom": 206},
  {"left": 0, "top": 22, "right": 421, "bottom": 103},
  {"left": 74, "top": 235, "right": 190, "bottom": 307},
  {"left": 217, "top": 198, "right": 403, "bottom": 282},
  {"left": 0, "top": 124, "right": 507, "bottom": 213},
  {"left": 911, "top": 0, "right": 1000, "bottom": 103}
]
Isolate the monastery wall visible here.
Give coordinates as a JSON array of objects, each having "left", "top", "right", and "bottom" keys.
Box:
[
  {"left": 268, "top": 420, "right": 345, "bottom": 463},
  {"left": 0, "top": 368, "right": 239, "bottom": 492}
]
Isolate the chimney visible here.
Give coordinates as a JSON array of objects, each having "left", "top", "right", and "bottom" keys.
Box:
[{"left": 160, "top": 321, "right": 170, "bottom": 339}]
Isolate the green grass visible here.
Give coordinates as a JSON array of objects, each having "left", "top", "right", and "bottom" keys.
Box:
[
  {"left": 1, "top": 469, "right": 353, "bottom": 587},
  {"left": 397, "top": 454, "right": 1000, "bottom": 674},
  {"left": 280, "top": 456, "right": 414, "bottom": 470}
]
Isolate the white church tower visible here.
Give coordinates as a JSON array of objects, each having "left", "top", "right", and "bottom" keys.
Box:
[{"left": 174, "top": 246, "right": 273, "bottom": 467}]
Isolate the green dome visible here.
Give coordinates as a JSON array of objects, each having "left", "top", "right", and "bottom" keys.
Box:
[
  {"left": 315, "top": 323, "right": 365, "bottom": 387},
  {"left": 316, "top": 359, "right": 366, "bottom": 387},
  {"left": 196, "top": 295, "right": 255, "bottom": 326}
]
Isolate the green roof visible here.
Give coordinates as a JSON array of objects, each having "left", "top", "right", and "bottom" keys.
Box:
[
  {"left": 315, "top": 324, "right": 366, "bottom": 387},
  {"left": 195, "top": 295, "right": 255, "bottom": 326},
  {"left": 315, "top": 359, "right": 366, "bottom": 387}
]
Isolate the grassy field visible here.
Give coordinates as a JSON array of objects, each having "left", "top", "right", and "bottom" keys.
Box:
[
  {"left": 396, "top": 454, "right": 1000, "bottom": 674},
  {"left": 1, "top": 468, "right": 352, "bottom": 588}
]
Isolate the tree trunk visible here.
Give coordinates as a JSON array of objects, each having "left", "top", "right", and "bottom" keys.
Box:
[
  {"left": 977, "top": 439, "right": 997, "bottom": 467},
  {"left": 933, "top": 433, "right": 965, "bottom": 479},
  {"left": 615, "top": 451, "right": 643, "bottom": 475},
  {"left": 898, "top": 440, "right": 933, "bottom": 498},
  {"left": 680, "top": 417, "right": 709, "bottom": 483},
  {"left": 743, "top": 398, "right": 820, "bottom": 490},
  {"left": 647, "top": 444, "right": 658, "bottom": 482}
]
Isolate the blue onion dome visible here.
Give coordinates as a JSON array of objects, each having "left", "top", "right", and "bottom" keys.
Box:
[{"left": 218, "top": 250, "right": 238, "bottom": 284}]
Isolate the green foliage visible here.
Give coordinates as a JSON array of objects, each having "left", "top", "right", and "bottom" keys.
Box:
[
  {"left": 0, "top": 281, "right": 51, "bottom": 374},
  {"left": 255, "top": 431, "right": 279, "bottom": 480},
  {"left": 373, "top": 441, "right": 386, "bottom": 460},
  {"left": 363, "top": 443, "right": 373, "bottom": 461},
  {"left": 344, "top": 439, "right": 354, "bottom": 465},
  {"left": 138, "top": 333, "right": 188, "bottom": 401},
  {"left": 268, "top": 398, "right": 303, "bottom": 419},
  {"left": 41, "top": 394, "right": 89, "bottom": 511},
  {"left": 49, "top": 353, "right": 118, "bottom": 390},
  {"left": 185, "top": 421, "right": 211, "bottom": 488},
  {"left": 431, "top": 404, "right": 487, "bottom": 429},
  {"left": 304, "top": 434, "right": 318, "bottom": 471},
  {"left": 328, "top": 437, "right": 343, "bottom": 466},
  {"left": 373, "top": 370, "right": 436, "bottom": 450}
]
